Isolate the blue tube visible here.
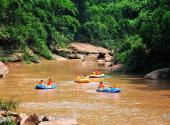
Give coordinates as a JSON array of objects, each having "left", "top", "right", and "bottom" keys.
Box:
[
  {"left": 96, "top": 87, "right": 121, "bottom": 93},
  {"left": 35, "top": 83, "right": 57, "bottom": 89}
]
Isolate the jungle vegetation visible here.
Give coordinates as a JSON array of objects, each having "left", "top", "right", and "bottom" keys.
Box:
[{"left": 0, "top": 0, "right": 170, "bottom": 72}]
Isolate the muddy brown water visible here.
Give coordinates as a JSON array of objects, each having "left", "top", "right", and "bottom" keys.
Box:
[{"left": 0, "top": 60, "right": 170, "bottom": 125}]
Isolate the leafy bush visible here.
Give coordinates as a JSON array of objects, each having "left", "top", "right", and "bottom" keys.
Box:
[
  {"left": 22, "top": 52, "right": 39, "bottom": 63},
  {"left": 0, "top": 57, "right": 10, "bottom": 62},
  {"left": 0, "top": 0, "right": 78, "bottom": 59},
  {"left": 115, "top": 35, "right": 147, "bottom": 72}
]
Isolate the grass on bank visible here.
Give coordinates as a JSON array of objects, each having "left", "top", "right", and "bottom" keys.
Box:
[
  {"left": 0, "top": 99, "right": 20, "bottom": 125},
  {"left": 0, "top": 99, "right": 20, "bottom": 111}
]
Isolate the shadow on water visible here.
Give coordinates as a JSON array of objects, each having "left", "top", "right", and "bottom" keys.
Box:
[{"left": 119, "top": 75, "right": 170, "bottom": 91}]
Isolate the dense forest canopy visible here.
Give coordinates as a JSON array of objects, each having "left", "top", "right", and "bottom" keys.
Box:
[{"left": 0, "top": 0, "right": 170, "bottom": 72}]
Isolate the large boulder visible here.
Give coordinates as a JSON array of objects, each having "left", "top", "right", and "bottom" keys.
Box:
[
  {"left": 52, "top": 54, "right": 67, "bottom": 61},
  {"left": 104, "top": 53, "right": 113, "bottom": 62},
  {"left": 49, "top": 45, "right": 58, "bottom": 54},
  {"left": 145, "top": 68, "right": 170, "bottom": 80},
  {"left": 97, "top": 59, "right": 105, "bottom": 65},
  {"left": 0, "top": 62, "right": 9, "bottom": 77},
  {"left": 50, "top": 46, "right": 73, "bottom": 56},
  {"left": 0, "top": 112, "right": 78, "bottom": 125},
  {"left": 76, "top": 53, "right": 85, "bottom": 60},
  {"left": 57, "top": 49, "right": 73, "bottom": 56},
  {"left": 8, "top": 53, "right": 22, "bottom": 62},
  {"left": 67, "top": 53, "right": 85, "bottom": 59},
  {"left": 20, "top": 113, "right": 39, "bottom": 125},
  {"left": 104, "top": 62, "right": 112, "bottom": 67},
  {"left": 83, "top": 54, "right": 98, "bottom": 62},
  {"left": 69, "top": 43, "right": 110, "bottom": 54}
]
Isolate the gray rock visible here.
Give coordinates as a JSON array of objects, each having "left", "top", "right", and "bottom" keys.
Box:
[
  {"left": 145, "top": 68, "right": 170, "bottom": 80},
  {"left": 67, "top": 54, "right": 77, "bottom": 59},
  {"left": 41, "top": 115, "right": 60, "bottom": 121},
  {"left": 38, "top": 118, "right": 78, "bottom": 125},
  {"left": 51, "top": 47, "right": 73, "bottom": 57},
  {"left": 69, "top": 42, "right": 110, "bottom": 54},
  {"left": 67, "top": 53, "right": 85, "bottom": 59},
  {"left": 0, "top": 61, "right": 9, "bottom": 77},
  {"left": 56, "top": 49, "right": 75, "bottom": 59},
  {"left": 105, "top": 62, "right": 112, "bottom": 67},
  {"left": 105, "top": 53, "right": 113, "bottom": 62},
  {"left": 0, "top": 110, "right": 6, "bottom": 116},
  {"left": 76, "top": 54, "right": 85, "bottom": 60},
  {"left": 19, "top": 113, "right": 29, "bottom": 125},
  {"left": 52, "top": 54, "right": 67, "bottom": 61},
  {"left": 8, "top": 53, "right": 22, "bottom": 62},
  {"left": 83, "top": 54, "right": 98, "bottom": 61},
  {"left": 97, "top": 59, "right": 105, "bottom": 65},
  {"left": 20, "top": 113, "right": 39, "bottom": 125},
  {"left": 0, "top": 117, "right": 15, "bottom": 124},
  {"left": 0, "top": 111, "right": 20, "bottom": 124},
  {"left": 36, "top": 114, "right": 48, "bottom": 122},
  {"left": 0, "top": 117, "right": 8, "bottom": 124}
]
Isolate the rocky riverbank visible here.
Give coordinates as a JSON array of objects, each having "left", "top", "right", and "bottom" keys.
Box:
[
  {"left": 0, "top": 111, "right": 78, "bottom": 125},
  {"left": 0, "top": 42, "right": 114, "bottom": 63},
  {"left": 51, "top": 42, "right": 114, "bottom": 62},
  {"left": 0, "top": 43, "right": 115, "bottom": 77},
  {"left": 145, "top": 68, "right": 170, "bottom": 80},
  {"left": 1, "top": 42, "right": 169, "bottom": 80}
]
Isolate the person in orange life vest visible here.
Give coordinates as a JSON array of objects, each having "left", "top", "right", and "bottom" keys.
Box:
[
  {"left": 95, "top": 70, "right": 101, "bottom": 75},
  {"left": 38, "top": 80, "right": 43, "bottom": 84},
  {"left": 98, "top": 82, "right": 105, "bottom": 89},
  {"left": 47, "top": 79, "right": 53, "bottom": 86}
]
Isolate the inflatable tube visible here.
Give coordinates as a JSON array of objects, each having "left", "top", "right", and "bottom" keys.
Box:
[
  {"left": 35, "top": 83, "right": 57, "bottom": 89},
  {"left": 89, "top": 74, "right": 105, "bottom": 78},
  {"left": 74, "top": 78, "right": 90, "bottom": 83},
  {"left": 96, "top": 87, "right": 121, "bottom": 93}
]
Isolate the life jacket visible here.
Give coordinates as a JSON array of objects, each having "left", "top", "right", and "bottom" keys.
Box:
[
  {"left": 47, "top": 81, "right": 53, "bottom": 86},
  {"left": 96, "top": 71, "right": 101, "bottom": 75},
  {"left": 39, "top": 81, "right": 43, "bottom": 84},
  {"left": 99, "top": 83, "right": 104, "bottom": 88}
]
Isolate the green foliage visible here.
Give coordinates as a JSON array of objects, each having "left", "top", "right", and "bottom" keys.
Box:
[
  {"left": 162, "top": 11, "right": 170, "bottom": 48},
  {"left": 0, "top": 99, "right": 19, "bottom": 125},
  {"left": 0, "top": 99, "right": 20, "bottom": 111},
  {"left": 115, "top": 35, "right": 147, "bottom": 72},
  {"left": 22, "top": 52, "right": 39, "bottom": 63},
  {"left": 0, "top": 57, "right": 10, "bottom": 62},
  {"left": 0, "top": 0, "right": 169, "bottom": 72},
  {"left": 0, "top": 0, "right": 78, "bottom": 60},
  {"left": 74, "top": 0, "right": 170, "bottom": 72},
  {"left": 55, "top": 15, "right": 80, "bottom": 33},
  {"left": 0, "top": 27, "right": 10, "bottom": 40},
  {"left": 0, "top": 116, "right": 17, "bottom": 125},
  {"left": 51, "top": 31, "right": 69, "bottom": 48},
  {"left": 77, "top": 21, "right": 109, "bottom": 43}
]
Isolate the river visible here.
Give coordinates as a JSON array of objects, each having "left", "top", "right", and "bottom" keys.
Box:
[{"left": 0, "top": 60, "right": 170, "bottom": 125}]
